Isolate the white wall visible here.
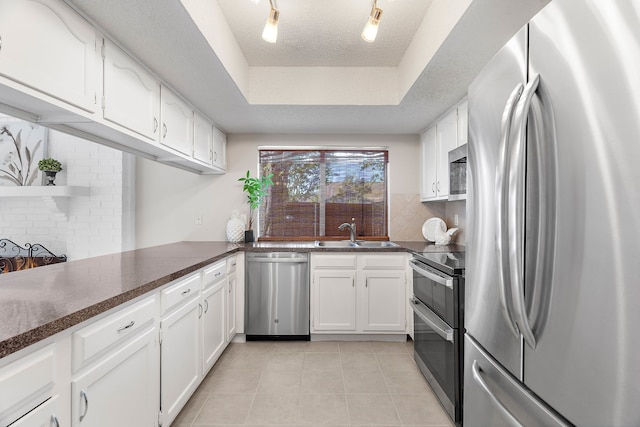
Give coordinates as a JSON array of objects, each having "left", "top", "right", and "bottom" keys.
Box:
[
  {"left": 0, "top": 129, "right": 135, "bottom": 260},
  {"left": 135, "top": 134, "right": 426, "bottom": 248}
]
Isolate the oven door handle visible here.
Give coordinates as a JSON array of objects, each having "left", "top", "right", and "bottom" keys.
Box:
[
  {"left": 410, "top": 297, "right": 454, "bottom": 342},
  {"left": 409, "top": 260, "right": 453, "bottom": 289}
]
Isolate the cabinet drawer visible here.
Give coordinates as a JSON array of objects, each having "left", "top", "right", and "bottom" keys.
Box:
[
  {"left": 360, "top": 254, "right": 406, "bottom": 270},
  {"left": 203, "top": 261, "right": 226, "bottom": 290},
  {"left": 313, "top": 254, "right": 357, "bottom": 269},
  {"left": 226, "top": 256, "right": 238, "bottom": 275},
  {"left": 0, "top": 344, "right": 55, "bottom": 425},
  {"left": 72, "top": 295, "right": 156, "bottom": 370},
  {"left": 161, "top": 273, "right": 201, "bottom": 315}
]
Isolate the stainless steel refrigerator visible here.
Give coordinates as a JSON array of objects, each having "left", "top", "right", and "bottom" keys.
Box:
[{"left": 465, "top": 0, "right": 640, "bottom": 425}]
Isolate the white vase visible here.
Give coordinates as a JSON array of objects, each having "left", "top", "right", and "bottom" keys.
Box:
[{"left": 226, "top": 211, "right": 245, "bottom": 243}]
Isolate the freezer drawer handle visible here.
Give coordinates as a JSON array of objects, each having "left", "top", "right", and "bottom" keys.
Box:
[
  {"left": 410, "top": 297, "right": 453, "bottom": 342},
  {"left": 409, "top": 260, "right": 452, "bottom": 289},
  {"left": 472, "top": 360, "right": 523, "bottom": 427}
]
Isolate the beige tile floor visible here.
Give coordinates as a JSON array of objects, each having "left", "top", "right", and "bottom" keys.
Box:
[{"left": 171, "top": 340, "right": 454, "bottom": 427}]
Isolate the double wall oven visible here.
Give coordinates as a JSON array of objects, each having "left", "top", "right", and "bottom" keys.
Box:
[{"left": 410, "top": 251, "right": 465, "bottom": 426}]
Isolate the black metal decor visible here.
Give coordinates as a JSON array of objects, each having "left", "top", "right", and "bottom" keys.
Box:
[{"left": 0, "top": 238, "right": 67, "bottom": 274}]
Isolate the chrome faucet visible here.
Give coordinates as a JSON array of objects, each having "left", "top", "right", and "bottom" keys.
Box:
[{"left": 338, "top": 218, "right": 357, "bottom": 243}]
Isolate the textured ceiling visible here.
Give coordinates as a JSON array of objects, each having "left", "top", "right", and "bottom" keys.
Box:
[
  {"left": 216, "top": 0, "right": 433, "bottom": 67},
  {"left": 66, "top": 0, "right": 550, "bottom": 134}
]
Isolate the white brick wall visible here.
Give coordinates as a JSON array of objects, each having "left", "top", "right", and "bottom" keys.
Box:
[{"left": 0, "top": 128, "right": 135, "bottom": 260}]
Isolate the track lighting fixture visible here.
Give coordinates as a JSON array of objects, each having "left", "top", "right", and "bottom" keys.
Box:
[
  {"left": 252, "top": 0, "right": 386, "bottom": 43},
  {"left": 362, "top": 0, "right": 383, "bottom": 42},
  {"left": 262, "top": 0, "right": 279, "bottom": 43}
]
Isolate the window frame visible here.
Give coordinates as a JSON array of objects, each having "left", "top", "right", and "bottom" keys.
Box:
[{"left": 257, "top": 146, "right": 390, "bottom": 242}]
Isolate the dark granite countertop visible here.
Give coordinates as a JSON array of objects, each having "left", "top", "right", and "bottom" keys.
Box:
[{"left": 0, "top": 240, "right": 463, "bottom": 360}]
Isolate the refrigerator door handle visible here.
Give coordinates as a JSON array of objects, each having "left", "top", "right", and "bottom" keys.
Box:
[
  {"left": 496, "top": 83, "right": 524, "bottom": 338},
  {"left": 472, "top": 360, "right": 524, "bottom": 427},
  {"left": 508, "top": 73, "right": 541, "bottom": 350}
]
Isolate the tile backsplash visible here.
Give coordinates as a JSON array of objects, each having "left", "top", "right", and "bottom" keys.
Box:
[{"left": 390, "top": 193, "right": 466, "bottom": 244}]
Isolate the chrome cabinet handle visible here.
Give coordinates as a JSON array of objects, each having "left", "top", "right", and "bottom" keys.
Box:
[
  {"left": 472, "top": 360, "right": 523, "bottom": 427},
  {"left": 215, "top": 272, "right": 222, "bottom": 277},
  {"left": 51, "top": 414, "right": 60, "bottom": 427},
  {"left": 181, "top": 288, "right": 191, "bottom": 296},
  {"left": 365, "top": 278, "right": 368, "bottom": 288},
  {"left": 116, "top": 320, "right": 135, "bottom": 332},
  {"left": 229, "top": 282, "right": 232, "bottom": 293},
  {"left": 496, "top": 83, "right": 524, "bottom": 339},
  {"left": 409, "top": 260, "right": 453, "bottom": 288},
  {"left": 437, "top": 181, "right": 440, "bottom": 192},
  {"left": 80, "top": 389, "right": 89, "bottom": 422},
  {"left": 214, "top": 151, "right": 218, "bottom": 161},
  {"left": 432, "top": 182, "right": 435, "bottom": 193},
  {"left": 153, "top": 117, "right": 158, "bottom": 133},
  {"left": 508, "top": 74, "right": 540, "bottom": 350},
  {"left": 162, "top": 123, "right": 167, "bottom": 138},
  {"left": 0, "top": 35, "right": 2, "bottom": 52},
  {"left": 198, "top": 303, "right": 203, "bottom": 318},
  {"left": 204, "top": 299, "right": 209, "bottom": 313}
]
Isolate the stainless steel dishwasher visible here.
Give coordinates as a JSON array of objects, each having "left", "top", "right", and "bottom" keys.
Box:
[{"left": 245, "top": 252, "right": 310, "bottom": 340}]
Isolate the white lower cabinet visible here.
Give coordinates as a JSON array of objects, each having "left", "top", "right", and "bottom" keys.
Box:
[
  {"left": 0, "top": 253, "right": 245, "bottom": 427},
  {"left": 360, "top": 270, "right": 406, "bottom": 332},
  {"left": 312, "top": 270, "right": 357, "bottom": 332},
  {"left": 201, "top": 281, "right": 225, "bottom": 375},
  {"left": 71, "top": 326, "right": 158, "bottom": 427},
  {"left": 160, "top": 294, "right": 201, "bottom": 427},
  {"left": 11, "top": 394, "right": 62, "bottom": 427},
  {"left": 311, "top": 253, "right": 408, "bottom": 335}
]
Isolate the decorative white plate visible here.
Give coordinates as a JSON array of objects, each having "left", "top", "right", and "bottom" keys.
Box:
[{"left": 422, "top": 217, "right": 446, "bottom": 242}]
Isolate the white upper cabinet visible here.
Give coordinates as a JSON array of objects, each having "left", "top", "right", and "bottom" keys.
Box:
[
  {"left": 420, "top": 125, "right": 437, "bottom": 200},
  {"left": 420, "top": 99, "right": 466, "bottom": 201},
  {"left": 0, "top": 0, "right": 97, "bottom": 112},
  {"left": 160, "top": 85, "right": 194, "bottom": 156},
  {"left": 435, "top": 108, "right": 458, "bottom": 198},
  {"left": 102, "top": 38, "right": 160, "bottom": 141},
  {"left": 193, "top": 111, "right": 213, "bottom": 165},
  {"left": 212, "top": 126, "right": 227, "bottom": 171},
  {"left": 457, "top": 99, "right": 468, "bottom": 146}
]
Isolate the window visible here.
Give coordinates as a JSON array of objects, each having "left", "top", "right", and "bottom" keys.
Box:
[{"left": 258, "top": 149, "right": 388, "bottom": 240}]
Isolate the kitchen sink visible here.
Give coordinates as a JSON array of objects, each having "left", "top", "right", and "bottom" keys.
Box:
[
  {"left": 314, "top": 240, "right": 399, "bottom": 248},
  {"left": 354, "top": 241, "right": 399, "bottom": 248},
  {"left": 315, "top": 240, "right": 358, "bottom": 248}
]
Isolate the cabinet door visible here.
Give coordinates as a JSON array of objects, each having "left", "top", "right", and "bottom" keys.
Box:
[
  {"left": 226, "top": 274, "right": 237, "bottom": 342},
  {"left": 193, "top": 112, "right": 212, "bottom": 164},
  {"left": 360, "top": 271, "right": 406, "bottom": 332},
  {"left": 312, "top": 270, "right": 357, "bottom": 332},
  {"left": 160, "top": 295, "right": 200, "bottom": 426},
  {"left": 11, "top": 394, "right": 61, "bottom": 427},
  {"left": 457, "top": 99, "right": 468, "bottom": 146},
  {"left": 103, "top": 38, "right": 159, "bottom": 140},
  {"left": 202, "top": 281, "right": 225, "bottom": 375},
  {"left": 160, "top": 85, "right": 193, "bottom": 156},
  {"left": 0, "top": 0, "right": 97, "bottom": 112},
  {"left": 212, "top": 126, "right": 226, "bottom": 170},
  {"left": 436, "top": 109, "right": 458, "bottom": 198},
  {"left": 71, "top": 327, "right": 158, "bottom": 427},
  {"left": 420, "top": 125, "right": 437, "bottom": 200}
]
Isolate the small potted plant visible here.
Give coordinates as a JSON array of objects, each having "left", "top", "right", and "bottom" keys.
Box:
[
  {"left": 238, "top": 170, "right": 273, "bottom": 242},
  {"left": 38, "top": 158, "right": 62, "bottom": 186}
]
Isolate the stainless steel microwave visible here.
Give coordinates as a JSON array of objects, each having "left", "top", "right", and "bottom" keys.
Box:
[{"left": 448, "top": 144, "right": 467, "bottom": 201}]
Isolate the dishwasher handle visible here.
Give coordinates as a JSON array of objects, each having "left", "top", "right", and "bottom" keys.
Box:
[{"left": 248, "top": 257, "right": 309, "bottom": 263}]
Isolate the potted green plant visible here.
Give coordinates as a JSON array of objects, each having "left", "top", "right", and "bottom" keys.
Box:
[
  {"left": 38, "top": 158, "right": 62, "bottom": 186},
  {"left": 238, "top": 170, "right": 273, "bottom": 242}
]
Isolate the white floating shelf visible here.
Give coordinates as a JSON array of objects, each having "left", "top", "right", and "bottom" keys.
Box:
[{"left": 0, "top": 186, "right": 89, "bottom": 198}]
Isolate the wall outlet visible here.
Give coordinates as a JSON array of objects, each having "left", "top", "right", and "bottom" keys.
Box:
[
  {"left": 195, "top": 214, "right": 202, "bottom": 225},
  {"left": 454, "top": 214, "right": 459, "bottom": 226}
]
